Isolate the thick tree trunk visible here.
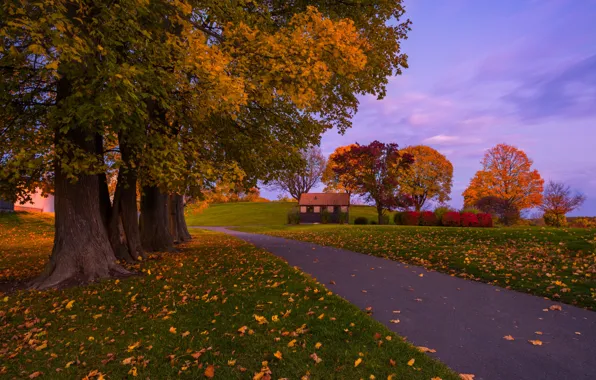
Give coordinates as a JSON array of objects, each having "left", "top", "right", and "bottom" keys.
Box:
[
  {"left": 140, "top": 185, "right": 175, "bottom": 252},
  {"left": 170, "top": 194, "right": 191, "bottom": 243},
  {"left": 30, "top": 138, "right": 128, "bottom": 289},
  {"left": 377, "top": 204, "right": 384, "bottom": 225}
]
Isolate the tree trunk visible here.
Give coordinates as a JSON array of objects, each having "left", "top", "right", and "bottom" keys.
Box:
[
  {"left": 29, "top": 166, "right": 130, "bottom": 289},
  {"left": 377, "top": 204, "right": 384, "bottom": 225},
  {"left": 170, "top": 194, "right": 191, "bottom": 243},
  {"left": 118, "top": 168, "right": 144, "bottom": 260},
  {"left": 140, "top": 185, "right": 174, "bottom": 252}
]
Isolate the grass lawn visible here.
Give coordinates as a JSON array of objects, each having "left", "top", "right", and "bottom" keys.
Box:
[
  {"left": 234, "top": 225, "right": 596, "bottom": 310},
  {"left": 0, "top": 213, "right": 458, "bottom": 379},
  {"left": 185, "top": 201, "right": 387, "bottom": 226}
]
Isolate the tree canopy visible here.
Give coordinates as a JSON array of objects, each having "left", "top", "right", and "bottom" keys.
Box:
[
  {"left": 398, "top": 145, "right": 453, "bottom": 211},
  {"left": 332, "top": 141, "right": 413, "bottom": 224},
  {"left": 0, "top": 0, "right": 411, "bottom": 288},
  {"left": 463, "top": 144, "right": 544, "bottom": 211}
]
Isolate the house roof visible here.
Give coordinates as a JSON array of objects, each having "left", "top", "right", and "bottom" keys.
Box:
[{"left": 299, "top": 193, "right": 350, "bottom": 206}]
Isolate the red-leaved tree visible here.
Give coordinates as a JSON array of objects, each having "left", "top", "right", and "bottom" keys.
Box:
[{"left": 332, "top": 141, "right": 413, "bottom": 224}]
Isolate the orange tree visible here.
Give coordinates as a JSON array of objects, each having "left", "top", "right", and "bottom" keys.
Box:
[
  {"left": 321, "top": 144, "right": 360, "bottom": 196},
  {"left": 398, "top": 145, "right": 453, "bottom": 211},
  {"left": 463, "top": 144, "right": 544, "bottom": 213}
]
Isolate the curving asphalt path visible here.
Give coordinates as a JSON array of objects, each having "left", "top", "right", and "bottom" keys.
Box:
[{"left": 198, "top": 226, "right": 596, "bottom": 380}]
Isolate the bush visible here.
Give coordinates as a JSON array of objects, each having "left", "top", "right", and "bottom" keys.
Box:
[
  {"left": 320, "top": 209, "right": 331, "bottom": 224},
  {"left": 354, "top": 216, "right": 368, "bottom": 225},
  {"left": 420, "top": 211, "right": 438, "bottom": 226},
  {"left": 338, "top": 211, "right": 349, "bottom": 224},
  {"left": 434, "top": 206, "right": 454, "bottom": 225},
  {"left": 461, "top": 207, "right": 480, "bottom": 214},
  {"left": 287, "top": 208, "right": 300, "bottom": 224},
  {"left": 370, "top": 220, "right": 378, "bottom": 225},
  {"left": 571, "top": 217, "right": 596, "bottom": 228},
  {"left": 393, "top": 212, "right": 404, "bottom": 225},
  {"left": 543, "top": 211, "right": 567, "bottom": 227},
  {"left": 477, "top": 213, "right": 493, "bottom": 227},
  {"left": 461, "top": 212, "right": 479, "bottom": 227},
  {"left": 501, "top": 206, "right": 520, "bottom": 226},
  {"left": 379, "top": 214, "right": 390, "bottom": 225},
  {"left": 402, "top": 211, "right": 420, "bottom": 225},
  {"left": 442, "top": 211, "right": 461, "bottom": 227}
]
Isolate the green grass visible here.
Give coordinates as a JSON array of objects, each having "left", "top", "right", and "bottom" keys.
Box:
[
  {"left": 185, "top": 201, "right": 387, "bottom": 226},
  {"left": 0, "top": 213, "right": 458, "bottom": 379},
  {"left": 234, "top": 224, "right": 596, "bottom": 310}
]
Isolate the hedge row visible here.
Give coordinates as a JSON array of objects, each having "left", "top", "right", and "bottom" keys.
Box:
[{"left": 394, "top": 211, "right": 493, "bottom": 227}]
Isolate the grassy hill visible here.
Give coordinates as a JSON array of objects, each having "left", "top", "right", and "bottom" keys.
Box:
[{"left": 185, "top": 201, "right": 386, "bottom": 226}]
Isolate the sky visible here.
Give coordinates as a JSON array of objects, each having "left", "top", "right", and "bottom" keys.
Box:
[{"left": 262, "top": 0, "right": 596, "bottom": 216}]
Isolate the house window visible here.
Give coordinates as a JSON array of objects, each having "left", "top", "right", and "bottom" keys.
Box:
[
  {"left": 341, "top": 206, "right": 348, "bottom": 212},
  {"left": 313, "top": 206, "right": 320, "bottom": 213},
  {"left": 300, "top": 206, "right": 307, "bottom": 213},
  {"left": 307, "top": 206, "right": 314, "bottom": 213},
  {"left": 327, "top": 206, "right": 334, "bottom": 212}
]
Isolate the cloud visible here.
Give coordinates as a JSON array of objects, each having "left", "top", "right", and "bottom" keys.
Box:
[
  {"left": 504, "top": 54, "right": 596, "bottom": 121},
  {"left": 422, "top": 135, "right": 482, "bottom": 146}
]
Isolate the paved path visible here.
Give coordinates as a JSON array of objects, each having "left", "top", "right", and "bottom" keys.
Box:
[{"left": 198, "top": 227, "right": 596, "bottom": 380}]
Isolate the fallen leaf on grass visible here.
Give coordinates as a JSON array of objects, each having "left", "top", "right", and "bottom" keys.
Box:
[
  {"left": 204, "top": 364, "right": 215, "bottom": 378},
  {"left": 29, "top": 372, "right": 42, "bottom": 379},
  {"left": 169, "top": 326, "right": 177, "bottom": 334},
  {"left": 315, "top": 342, "right": 322, "bottom": 349},
  {"left": 310, "top": 353, "right": 322, "bottom": 363},
  {"left": 274, "top": 351, "right": 282, "bottom": 360},
  {"left": 407, "top": 358, "right": 415, "bottom": 366},
  {"left": 354, "top": 358, "right": 362, "bottom": 367}
]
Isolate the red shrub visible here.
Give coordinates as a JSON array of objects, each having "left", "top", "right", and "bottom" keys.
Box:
[
  {"left": 442, "top": 212, "right": 461, "bottom": 227},
  {"left": 403, "top": 211, "right": 420, "bottom": 225},
  {"left": 420, "top": 211, "right": 438, "bottom": 226},
  {"left": 477, "top": 213, "right": 493, "bottom": 227},
  {"left": 461, "top": 212, "right": 479, "bottom": 227}
]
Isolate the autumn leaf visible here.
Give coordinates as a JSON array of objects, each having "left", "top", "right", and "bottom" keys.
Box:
[
  {"left": 528, "top": 340, "right": 543, "bottom": 346},
  {"left": 407, "top": 358, "right": 415, "bottom": 366},
  {"left": 503, "top": 335, "right": 515, "bottom": 341},
  {"left": 389, "top": 319, "right": 400, "bottom": 324},
  {"left": 169, "top": 326, "right": 177, "bottom": 334},
  {"left": 274, "top": 351, "right": 282, "bottom": 360},
  {"left": 354, "top": 358, "right": 362, "bottom": 367},
  {"left": 65, "top": 300, "right": 75, "bottom": 309},
  {"left": 315, "top": 342, "right": 322, "bottom": 349},
  {"left": 460, "top": 374, "right": 475, "bottom": 380},
  {"left": 310, "top": 353, "right": 322, "bottom": 364},
  {"left": 549, "top": 305, "right": 562, "bottom": 311},
  {"left": 204, "top": 364, "right": 215, "bottom": 378},
  {"left": 254, "top": 314, "right": 268, "bottom": 324},
  {"left": 417, "top": 346, "right": 436, "bottom": 353},
  {"left": 238, "top": 326, "right": 248, "bottom": 334},
  {"left": 29, "top": 372, "right": 42, "bottom": 379}
]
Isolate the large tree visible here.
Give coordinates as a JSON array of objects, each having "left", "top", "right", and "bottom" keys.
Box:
[
  {"left": 463, "top": 144, "right": 544, "bottom": 212},
  {"left": 398, "top": 145, "right": 453, "bottom": 211},
  {"left": 332, "top": 141, "right": 413, "bottom": 224},
  {"left": 1, "top": 1, "right": 411, "bottom": 288},
  {"left": 540, "top": 181, "right": 586, "bottom": 226},
  {"left": 268, "top": 146, "right": 326, "bottom": 201}
]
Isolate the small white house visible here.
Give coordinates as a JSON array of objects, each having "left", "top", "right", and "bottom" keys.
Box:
[{"left": 14, "top": 191, "right": 54, "bottom": 213}]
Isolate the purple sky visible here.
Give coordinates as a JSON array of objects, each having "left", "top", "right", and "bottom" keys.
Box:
[{"left": 264, "top": 0, "right": 596, "bottom": 216}]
